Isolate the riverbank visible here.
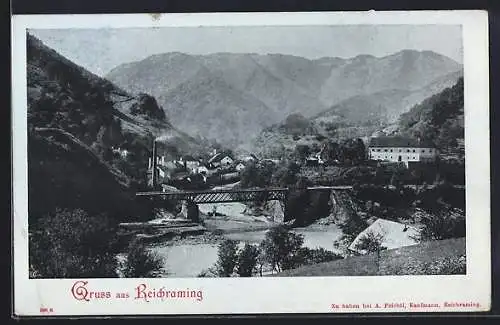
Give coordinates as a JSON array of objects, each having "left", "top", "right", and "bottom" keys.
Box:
[{"left": 146, "top": 202, "right": 345, "bottom": 277}]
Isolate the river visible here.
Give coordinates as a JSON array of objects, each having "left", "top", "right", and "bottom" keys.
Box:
[{"left": 150, "top": 202, "right": 343, "bottom": 278}]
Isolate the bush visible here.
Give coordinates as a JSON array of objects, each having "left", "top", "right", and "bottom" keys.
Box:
[
  {"left": 303, "top": 247, "right": 343, "bottom": 264},
  {"left": 283, "top": 247, "right": 343, "bottom": 269},
  {"left": 215, "top": 239, "right": 239, "bottom": 277},
  {"left": 379, "top": 255, "right": 466, "bottom": 275},
  {"left": 353, "top": 231, "right": 387, "bottom": 254},
  {"left": 260, "top": 225, "right": 304, "bottom": 273},
  {"left": 417, "top": 209, "right": 466, "bottom": 241},
  {"left": 122, "top": 239, "right": 164, "bottom": 278},
  {"left": 197, "top": 267, "right": 218, "bottom": 278},
  {"left": 29, "top": 208, "right": 119, "bottom": 278},
  {"left": 236, "top": 244, "right": 260, "bottom": 277},
  {"left": 239, "top": 161, "right": 275, "bottom": 189},
  {"left": 422, "top": 255, "right": 466, "bottom": 275},
  {"left": 271, "top": 162, "right": 300, "bottom": 187}
]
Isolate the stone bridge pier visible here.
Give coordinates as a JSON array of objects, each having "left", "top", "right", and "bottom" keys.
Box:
[{"left": 180, "top": 200, "right": 200, "bottom": 222}]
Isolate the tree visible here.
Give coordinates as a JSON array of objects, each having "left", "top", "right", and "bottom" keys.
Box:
[
  {"left": 122, "top": 239, "right": 164, "bottom": 278},
  {"left": 354, "top": 231, "right": 386, "bottom": 254},
  {"left": 294, "top": 144, "right": 311, "bottom": 162},
  {"left": 29, "top": 208, "right": 119, "bottom": 278},
  {"left": 255, "top": 248, "right": 267, "bottom": 277},
  {"left": 260, "top": 225, "right": 304, "bottom": 273},
  {"left": 354, "top": 231, "right": 387, "bottom": 272},
  {"left": 236, "top": 244, "right": 260, "bottom": 277},
  {"left": 215, "top": 239, "right": 239, "bottom": 277},
  {"left": 324, "top": 141, "right": 340, "bottom": 162},
  {"left": 240, "top": 161, "right": 275, "bottom": 189},
  {"left": 271, "top": 161, "right": 300, "bottom": 187},
  {"left": 417, "top": 209, "right": 466, "bottom": 241},
  {"left": 339, "top": 138, "right": 366, "bottom": 164}
]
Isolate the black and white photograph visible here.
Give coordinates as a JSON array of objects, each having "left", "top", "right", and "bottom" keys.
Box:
[
  {"left": 12, "top": 11, "right": 490, "bottom": 316},
  {"left": 25, "top": 23, "right": 468, "bottom": 279}
]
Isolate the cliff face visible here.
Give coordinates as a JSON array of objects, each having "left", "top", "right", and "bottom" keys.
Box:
[
  {"left": 328, "top": 190, "right": 360, "bottom": 224},
  {"left": 263, "top": 200, "right": 285, "bottom": 223}
]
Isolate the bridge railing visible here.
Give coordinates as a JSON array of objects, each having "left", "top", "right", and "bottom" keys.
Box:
[{"left": 136, "top": 186, "right": 352, "bottom": 196}]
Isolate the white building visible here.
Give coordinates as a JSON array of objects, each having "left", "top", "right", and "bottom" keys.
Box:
[
  {"left": 242, "top": 154, "right": 259, "bottom": 163},
  {"left": 195, "top": 165, "right": 209, "bottom": 175},
  {"left": 112, "top": 147, "right": 129, "bottom": 159},
  {"left": 208, "top": 152, "right": 234, "bottom": 169},
  {"left": 176, "top": 155, "right": 200, "bottom": 172},
  {"left": 157, "top": 166, "right": 166, "bottom": 178},
  {"left": 368, "top": 136, "right": 437, "bottom": 165},
  {"left": 235, "top": 162, "right": 246, "bottom": 172}
]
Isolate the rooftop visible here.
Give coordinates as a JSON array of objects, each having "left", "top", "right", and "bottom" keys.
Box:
[
  {"left": 208, "top": 151, "right": 234, "bottom": 163},
  {"left": 369, "top": 136, "right": 434, "bottom": 148},
  {"left": 348, "top": 218, "right": 420, "bottom": 254}
]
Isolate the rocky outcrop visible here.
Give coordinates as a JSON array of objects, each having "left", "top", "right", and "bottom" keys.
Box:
[
  {"left": 327, "top": 190, "right": 362, "bottom": 224},
  {"left": 264, "top": 200, "right": 285, "bottom": 223},
  {"left": 129, "top": 93, "right": 166, "bottom": 120}
]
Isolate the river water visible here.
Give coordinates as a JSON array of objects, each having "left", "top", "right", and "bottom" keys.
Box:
[{"left": 150, "top": 203, "right": 344, "bottom": 278}]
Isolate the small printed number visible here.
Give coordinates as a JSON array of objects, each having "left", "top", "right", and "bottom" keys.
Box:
[{"left": 40, "top": 307, "right": 53, "bottom": 313}]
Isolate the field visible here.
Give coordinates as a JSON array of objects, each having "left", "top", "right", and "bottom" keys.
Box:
[{"left": 270, "top": 237, "right": 466, "bottom": 277}]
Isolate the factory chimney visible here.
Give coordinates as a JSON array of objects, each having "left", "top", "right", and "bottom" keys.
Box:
[{"left": 152, "top": 140, "right": 158, "bottom": 189}]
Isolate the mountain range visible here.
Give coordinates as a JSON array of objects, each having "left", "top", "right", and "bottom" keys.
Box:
[{"left": 106, "top": 50, "right": 463, "bottom": 148}]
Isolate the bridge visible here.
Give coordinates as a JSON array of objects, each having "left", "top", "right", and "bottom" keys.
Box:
[
  {"left": 136, "top": 186, "right": 353, "bottom": 222},
  {"left": 136, "top": 187, "right": 288, "bottom": 204},
  {"left": 136, "top": 186, "right": 353, "bottom": 203}
]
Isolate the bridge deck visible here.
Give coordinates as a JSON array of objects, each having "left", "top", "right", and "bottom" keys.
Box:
[{"left": 135, "top": 186, "right": 353, "bottom": 204}]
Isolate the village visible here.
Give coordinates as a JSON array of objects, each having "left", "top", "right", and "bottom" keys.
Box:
[
  {"left": 112, "top": 131, "right": 467, "bottom": 278},
  {"left": 142, "top": 134, "right": 442, "bottom": 192},
  {"left": 23, "top": 23, "right": 471, "bottom": 285}
]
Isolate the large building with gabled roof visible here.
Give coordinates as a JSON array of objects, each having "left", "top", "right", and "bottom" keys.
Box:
[{"left": 368, "top": 136, "right": 437, "bottom": 165}]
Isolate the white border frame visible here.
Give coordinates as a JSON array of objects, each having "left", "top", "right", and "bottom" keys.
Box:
[{"left": 12, "top": 10, "right": 491, "bottom": 316}]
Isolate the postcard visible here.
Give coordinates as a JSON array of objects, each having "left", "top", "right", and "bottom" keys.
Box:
[{"left": 11, "top": 10, "right": 490, "bottom": 316}]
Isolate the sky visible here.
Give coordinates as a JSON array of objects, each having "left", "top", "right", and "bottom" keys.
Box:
[{"left": 29, "top": 25, "right": 463, "bottom": 77}]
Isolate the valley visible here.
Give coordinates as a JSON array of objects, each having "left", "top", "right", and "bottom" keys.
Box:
[{"left": 26, "top": 32, "right": 466, "bottom": 280}]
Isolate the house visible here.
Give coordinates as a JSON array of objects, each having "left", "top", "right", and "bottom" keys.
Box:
[
  {"left": 157, "top": 165, "right": 169, "bottom": 179},
  {"left": 149, "top": 155, "right": 169, "bottom": 168},
  {"left": 305, "top": 156, "right": 320, "bottom": 167},
  {"left": 163, "top": 161, "right": 180, "bottom": 171},
  {"left": 235, "top": 161, "right": 246, "bottom": 172},
  {"left": 207, "top": 152, "right": 234, "bottom": 169},
  {"left": 368, "top": 136, "right": 437, "bottom": 166},
  {"left": 348, "top": 218, "right": 420, "bottom": 255},
  {"left": 262, "top": 158, "right": 281, "bottom": 165},
  {"left": 112, "top": 147, "right": 129, "bottom": 159},
  {"left": 176, "top": 155, "right": 200, "bottom": 172},
  {"left": 161, "top": 184, "right": 180, "bottom": 193},
  {"left": 242, "top": 154, "right": 259, "bottom": 163},
  {"left": 194, "top": 165, "right": 209, "bottom": 175}
]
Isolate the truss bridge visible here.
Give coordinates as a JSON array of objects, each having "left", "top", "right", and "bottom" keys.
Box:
[{"left": 136, "top": 187, "right": 289, "bottom": 204}]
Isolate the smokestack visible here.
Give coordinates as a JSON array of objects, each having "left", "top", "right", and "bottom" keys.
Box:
[{"left": 152, "top": 140, "right": 158, "bottom": 188}]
